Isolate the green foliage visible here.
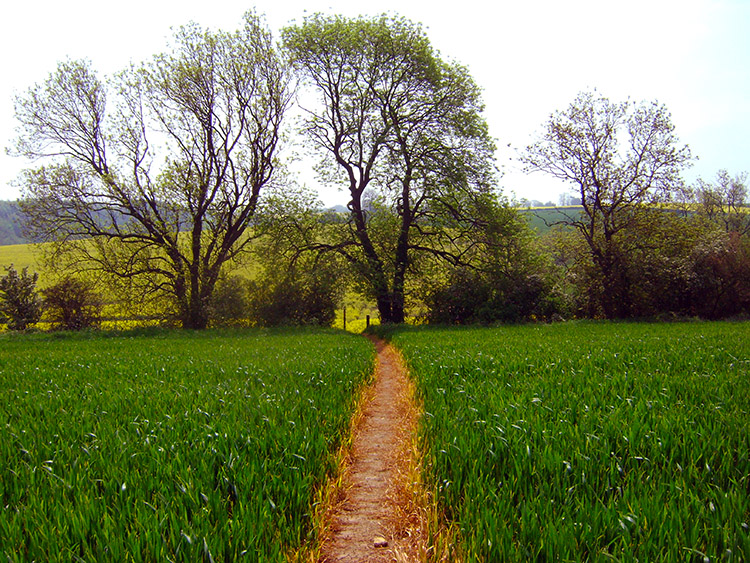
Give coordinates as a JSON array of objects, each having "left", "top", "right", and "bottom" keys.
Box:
[
  {"left": 283, "top": 14, "right": 497, "bottom": 323},
  {"left": 208, "top": 275, "right": 251, "bottom": 327},
  {"left": 425, "top": 268, "right": 556, "bottom": 324},
  {"left": 388, "top": 322, "right": 750, "bottom": 561},
  {"left": 0, "top": 328, "right": 374, "bottom": 561},
  {"left": 0, "top": 264, "right": 43, "bottom": 330},
  {"left": 248, "top": 259, "right": 341, "bottom": 327},
  {"left": 251, "top": 190, "right": 352, "bottom": 327},
  {"left": 423, "top": 204, "right": 562, "bottom": 324},
  {"left": 545, "top": 209, "right": 750, "bottom": 319},
  {"left": 687, "top": 230, "right": 750, "bottom": 318},
  {"left": 523, "top": 91, "right": 693, "bottom": 319},
  {"left": 42, "top": 276, "right": 103, "bottom": 331}
]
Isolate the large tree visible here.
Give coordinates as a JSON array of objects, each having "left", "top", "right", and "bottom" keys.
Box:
[
  {"left": 282, "top": 14, "right": 498, "bottom": 324},
  {"left": 13, "top": 12, "right": 290, "bottom": 329},
  {"left": 522, "top": 91, "right": 692, "bottom": 318}
]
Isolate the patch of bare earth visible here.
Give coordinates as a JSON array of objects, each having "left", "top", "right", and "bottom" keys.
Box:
[{"left": 318, "top": 335, "right": 426, "bottom": 563}]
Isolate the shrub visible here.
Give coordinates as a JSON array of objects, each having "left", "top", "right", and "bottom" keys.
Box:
[
  {"left": 43, "top": 277, "right": 103, "bottom": 331},
  {"left": 248, "top": 263, "right": 339, "bottom": 327},
  {"left": 209, "top": 275, "right": 250, "bottom": 327},
  {"left": 687, "top": 231, "right": 750, "bottom": 318},
  {"left": 425, "top": 267, "right": 558, "bottom": 325},
  {"left": 0, "top": 265, "right": 43, "bottom": 330}
]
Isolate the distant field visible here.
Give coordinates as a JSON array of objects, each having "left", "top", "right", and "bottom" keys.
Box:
[
  {"left": 0, "top": 328, "right": 374, "bottom": 561},
  {"left": 0, "top": 207, "right": 580, "bottom": 273},
  {"left": 0, "top": 242, "right": 39, "bottom": 273},
  {"left": 520, "top": 206, "right": 582, "bottom": 233},
  {"left": 0, "top": 240, "right": 380, "bottom": 331},
  {"left": 382, "top": 322, "right": 750, "bottom": 561}
]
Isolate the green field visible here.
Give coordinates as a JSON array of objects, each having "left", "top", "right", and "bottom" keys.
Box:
[
  {"left": 0, "top": 243, "right": 39, "bottom": 274},
  {"left": 0, "top": 328, "right": 374, "bottom": 561},
  {"left": 0, "top": 241, "right": 379, "bottom": 331},
  {"left": 3, "top": 322, "right": 749, "bottom": 561},
  {"left": 380, "top": 322, "right": 750, "bottom": 562},
  {"left": 520, "top": 206, "right": 582, "bottom": 233}
]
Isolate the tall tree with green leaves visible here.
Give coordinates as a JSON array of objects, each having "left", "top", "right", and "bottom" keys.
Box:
[
  {"left": 283, "top": 14, "right": 498, "bottom": 323},
  {"left": 522, "top": 91, "right": 693, "bottom": 318},
  {"left": 13, "top": 12, "right": 291, "bottom": 329}
]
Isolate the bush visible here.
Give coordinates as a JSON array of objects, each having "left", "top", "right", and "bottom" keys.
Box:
[
  {"left": 209, "top": 275, "right": 250, "bottom": 327},
  {"left": 425, "top": 267, "right": 558, "bottom": 325},
  {"left": 248, "top": 263, "right": 340, "bottom": 327},
  {"left": 0, "top": 265, "right": 43, "bottom": 330},
  {"left": 43, "top": 277, "right": 103, "bottom": 331},
  {"left": 687, "top": 231, "right": 750, "bottom": 318}
]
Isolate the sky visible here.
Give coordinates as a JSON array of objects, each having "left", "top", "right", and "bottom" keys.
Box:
[{"left": 1, "top": 0, "right": 748, "bottom": 206}]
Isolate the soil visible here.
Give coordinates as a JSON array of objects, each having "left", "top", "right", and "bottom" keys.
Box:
[{"left": 319, "top": 335, "right": 425, "bottom": 563}]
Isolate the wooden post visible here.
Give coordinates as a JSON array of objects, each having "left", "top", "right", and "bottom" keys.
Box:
[
  {"left": 343, "top": 307, "right": 347, "bottom": 331},
  {"left": 366, "top": 315, "right": 370, "bottom": 328}
]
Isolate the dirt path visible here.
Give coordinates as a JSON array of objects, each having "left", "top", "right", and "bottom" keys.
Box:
[{"left": 319, "top": 335, "right": 424, "bottom": 563}]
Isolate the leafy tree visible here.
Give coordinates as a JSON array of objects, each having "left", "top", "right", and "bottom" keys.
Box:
[
  {"left": 248, "top": 191, "right": 346, "bottom": 327},
  {"left": 522, "top": 91, "right": 693, "bottom": 318},
  {"left": 423, "top": 204, "right": 562, "bottom": 324},
  {"left": 283, "top": 14, "right": 497, "bottom": 324},
  {"left": 13, "top": 12, "right": 291, "bottom": 329},
  {"left": 692, "top": 170, "right": 749, "bottom": 236},
  {"left": 0, "top": 265, "right": 43, "bottom": 330},
  {"left": 685, "top": 228, "right": 750, "bottom": 318},
  {"left": 43, "top": 276, "right": 103, "bottom": 331}
]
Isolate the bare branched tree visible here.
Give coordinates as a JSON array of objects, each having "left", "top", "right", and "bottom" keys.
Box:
[
  {"left": 693, "top": 170, "right": 749, "bottom": 236},
  {"left": 13, "top": 12, "right": 291, "bottom": 328}
]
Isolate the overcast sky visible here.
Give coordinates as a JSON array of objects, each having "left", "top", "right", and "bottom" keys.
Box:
[{"left": 1, "top": 0, "right": 748, "bottom": 205}]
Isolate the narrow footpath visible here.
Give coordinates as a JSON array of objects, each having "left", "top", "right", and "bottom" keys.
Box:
[{"left": 319, "top": 335, "right": 424, "bottom": 562}]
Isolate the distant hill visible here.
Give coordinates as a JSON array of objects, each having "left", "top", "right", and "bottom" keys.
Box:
[
  {"left": 0, "top": 199, "right": 583, "bottom": 244},
  {"left": 0, "top": 201, "right": 25, "bottom": 246}
]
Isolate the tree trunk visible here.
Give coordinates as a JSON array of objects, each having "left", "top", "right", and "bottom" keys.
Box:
[
  {"left": 390, "top": 290, "right": 405, "bottom": 324},
  {"left": 389, "top": 171, "right": 411, "bottom": 325},
  {"left": 390, "top": 242, "right": 408, "bottom": 324},
  {"left": 376, "top": 292, "right": 394, "bottom": 324},
  {"left": 376, "top": 289, "right": 406, "bottom": 324},
  {"left": 182, "top": 300, "right": 210, "bottom": 329},
  {"left": 174, "top": 268, "right": 212, "bottom": 330}
]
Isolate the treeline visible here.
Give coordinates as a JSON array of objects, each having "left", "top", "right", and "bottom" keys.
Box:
[
  {"left": 3, "top": 187, "right": 748, "bottom": 332},
  {"left": 3, "top": 12, "right": 748, "bottom": 330}
]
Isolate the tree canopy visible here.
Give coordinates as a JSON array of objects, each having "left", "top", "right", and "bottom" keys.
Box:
[
  {"left": 282, "top": 14, "right": 500, "bottom": 323},
  {"left": 523, "top": 91, "right": 693, "bottom": 318},
  {"left": 13, "top": 12, "right": 291, "bottom": 328}
]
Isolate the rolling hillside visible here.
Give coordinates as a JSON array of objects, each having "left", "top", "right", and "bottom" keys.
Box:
[{"left": 0, "top": 201, "right": 24, "bottom": 245}]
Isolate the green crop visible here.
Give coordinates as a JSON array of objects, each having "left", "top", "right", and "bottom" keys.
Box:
[
  {"left": 386, "top": 322, "right": 750, "bottom": 562},
  {"left": 0, "top": 328, "right": 374, "bottom": 561}
]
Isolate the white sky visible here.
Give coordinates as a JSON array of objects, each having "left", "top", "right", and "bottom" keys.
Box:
[{"left": 1, "top": 0, "right": 748, "bottom": 206}]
